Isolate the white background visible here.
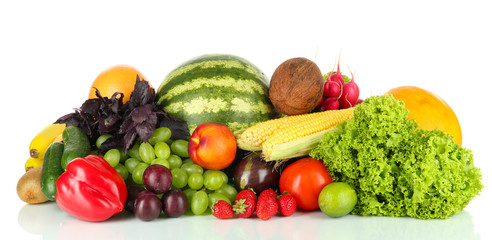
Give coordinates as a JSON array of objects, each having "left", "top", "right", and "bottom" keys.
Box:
[{"left": 1, "top": 1, "right": 491, "bottom": 239}]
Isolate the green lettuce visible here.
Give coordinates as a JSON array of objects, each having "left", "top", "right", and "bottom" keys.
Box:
[{"left": 310, "top": 95, "right": 483, "bottom": 219}]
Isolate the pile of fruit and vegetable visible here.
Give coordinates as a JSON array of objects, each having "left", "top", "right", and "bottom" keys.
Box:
[{"left": 17, "top": 53, "right": 483, "bottom": 222}]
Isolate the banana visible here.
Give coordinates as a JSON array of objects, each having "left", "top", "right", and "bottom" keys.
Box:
[
  {"left": 53, "top": 132, "right": 64, "bottom": 142},
  {"left": 25, "top": 157, "right": 43, "bottom": 172},
  {"left": 29, "top": 123, "right": 66, "bottom": 159}
]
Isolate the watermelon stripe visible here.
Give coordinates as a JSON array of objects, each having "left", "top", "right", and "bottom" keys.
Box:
[
  {"left": 157, "top": 58, "right": 268, "bottom": 94},
  {"left": 159, "top": 81, "right": 270, "bottom": 110},
  {"left": 163, "top": 96, "right": 274, "bottom": 115},
  {"left": 156, "top": 54, "right": 279, "bottom": 134},
  {"left": 171, "top": 110, "right": 274, "bottom": 135},
  {"left": 158, "top": 76, "right": 268, "bottom": 104},
  {"left": 158, "top": 65, "right": 267, "bottom": 97}
]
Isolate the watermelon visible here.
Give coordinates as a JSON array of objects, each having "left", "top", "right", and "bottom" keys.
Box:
[{"left": 156, "top": 54, "right": 279, "bottom": 135}]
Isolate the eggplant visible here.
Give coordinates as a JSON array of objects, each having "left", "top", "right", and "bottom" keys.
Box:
[{"left": 233, "top": 152, "right": 281, "bottom": 194}]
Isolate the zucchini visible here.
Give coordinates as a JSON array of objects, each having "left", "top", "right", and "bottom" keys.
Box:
[
  {"left": 41, "top": 142, "right": 64, "bottom": 201},
  {"left": 61, "top": 126, "right": 91, "bottom": 170}
]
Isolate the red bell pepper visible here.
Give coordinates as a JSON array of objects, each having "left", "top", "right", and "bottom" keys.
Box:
[{"left": 56, "top": 155, "right": 127, "bottom": 222}]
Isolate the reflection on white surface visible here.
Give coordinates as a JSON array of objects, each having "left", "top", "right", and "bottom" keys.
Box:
[{"left": 18, "top": 202, "right": 479, "bottom": 240}]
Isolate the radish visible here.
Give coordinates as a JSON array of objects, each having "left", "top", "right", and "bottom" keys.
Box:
[
  {"left": 320, "top": 97, "right": 339, "bottom": 111},
  {"left": 324, "top": 80, "right": 342, "bottom": 99},
  {"left": 354, "top": 99, "right": 364, "bottom": 106},
  {"left": 315, "top": 95, "right": 324, "bottom": 108},
  {"left": 339, "top": 71, "right": 359, "bottom": 109},
  {"left": 328, "top": 57, "right": 345, "bottom": 86}
]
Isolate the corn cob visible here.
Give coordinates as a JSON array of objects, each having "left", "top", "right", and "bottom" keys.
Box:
[
  {"left": 237, "top": 113, "right": 323, "bottom": 151},
  {"left": 237, "top": 107, "right": 355, "bottom": 161},
  {"left": 262, "top": 107, "right": 354, "bottom": 161}
]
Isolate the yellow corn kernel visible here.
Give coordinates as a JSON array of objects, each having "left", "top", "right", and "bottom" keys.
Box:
[
  {"left": 262, "top": 107, "right": 355, "bottom": 161},
  {"left": 238, "top": 114, "right": 310, "bottom": 148}
]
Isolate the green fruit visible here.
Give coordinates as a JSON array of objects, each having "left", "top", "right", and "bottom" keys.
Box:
[
  {"left": 103, "top": 149, "right": 120, "bottom": 167},
  {"left": 171, "top": 168, "right": 188, "bottom": 189},
  {"left": 191, "top": 191, "right": 209, "bottom": 215},
  {"left": 154, "top": 142, "right": 171, "bottom": 160},
  {"left": 170, "top": 139, "right": 189, "bottom": 158},
  {"left": 114, "top": 164, "right": 129, "bottom": 180},
  {"left": 318, "top": 182, "right": 357, "bottom": 218},
  {"left": 148, "top": 127, "right": 172, "bottom": 145},
  {"left": 139, "top": 142, "right": 155, "bottom": 164},
  {"left": 208, "top": 192, "right": 230, "bottom": 208},
  {"left": 61, "top": 126, "right": 91, "bottom": 170},
  {"left": 156, "top": 54, "right": 279, "bottom": 135},
  {"left": 40, "top": 142, "right": 64, "bottom": 201}
]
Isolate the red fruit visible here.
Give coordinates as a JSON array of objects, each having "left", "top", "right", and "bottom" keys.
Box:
[
  {"left": 354, "top": 99, "right": 364, "bottom": 106},
  {"left": 236, "top": 189, "right": 256, "bottom": 200},
  {"left": 259, "top": 189, "right": 277, "bottom": 200},
  {"left": 325, "top": 80, "right": 342, "bottom": 99},
  {"left": 277, "top": 193, "right": 297, "bottom": 216},
  {"left": 316, "top": 96, "right": 324, "bottom": 108},
  {"left": 256, "top": 195, "right": 278, "bottom": 220},
  {"left": 323, "top": 79, "right": 330, "bottom": 97},
  {"left": 328, "top": 61, "right": 345, "bottom": 86},
  {"left": 233, "top": 189, "right": 256, "bottom": 218},
  {"left": 339, "top": 72, "right": 359, "bottom": 109},
  {"left": 213, "top": 200, "right": 235, "bottom": 219},
  {"left": 188, "top": 123, "right": 237, "bottom": 170},
  {"left": 320, "top": 97, "right": 340, "bottom": 111}
]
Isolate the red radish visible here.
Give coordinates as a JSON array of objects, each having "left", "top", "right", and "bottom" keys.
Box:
[
  {"left": 320, "top": 97, "right": 339, "bottom": 111},
  {"left": 354, "top": 99, "right": 364, "bottom": 106},
  {"left": 316, "top": 96, "right": 324, "bottom": 108},
  {"left": 325, "top": 80, "right": 342, "bottom": 99},
  {"left": 339, "top": 72, "right": 359, "bottom": 109},
  {"left": 323, "top": 78, "right": 330, "bottom": 97},
  {"left": 328, "top": 58, "right": 345, "bottom": 86}
]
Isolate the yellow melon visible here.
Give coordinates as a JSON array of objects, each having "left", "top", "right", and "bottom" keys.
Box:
[{"left": 386, "top": 86, "right": 462, "bottom": 145}]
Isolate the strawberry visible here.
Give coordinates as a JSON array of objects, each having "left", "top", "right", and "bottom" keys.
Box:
[
  {"left": 259, "top": 189, "right": 277, "bottom": 200},
  {"left": 256, "top": 195, "right": 278, "bottom": 220},
  {"left": 233, "top": 189, "right": 256, "bottom": 218},
  {"left": 236, "top": 189, "right": 256, "bottom": 200},
  {"left": 212, "top": 200, "right": 235, "bottom": 219},
  {"left": 277, "top": 193, "right": 296, "bottom": 216}
]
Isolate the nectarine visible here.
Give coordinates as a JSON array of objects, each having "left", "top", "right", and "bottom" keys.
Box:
[{"left": 188, "top": 123, "right": 237, "bottom": 170}]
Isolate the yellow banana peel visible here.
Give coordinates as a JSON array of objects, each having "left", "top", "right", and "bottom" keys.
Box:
[
  {"left": 29, "top": 123, "right": 66, "bottom": 159},
  {"left": 25, "top": 157, "right": 43, "bottom": 172}
]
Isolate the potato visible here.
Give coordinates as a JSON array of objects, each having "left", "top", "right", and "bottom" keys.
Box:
[{"left": 17, "top": 166, "right": 48, "bottom": 204}]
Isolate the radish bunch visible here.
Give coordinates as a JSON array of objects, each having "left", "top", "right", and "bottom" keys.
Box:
[{"left": 317, "top": 62, "right": 362, "bottom": 111}]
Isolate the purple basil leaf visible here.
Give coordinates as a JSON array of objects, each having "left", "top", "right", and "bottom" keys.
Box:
[
  {"left": 135, "top": 121, "right": 155, "bottom": 143},
  {"left": 98, "top": 114, "right": 122, "bottom": 134},
  {"left": 157, "top": 113, "right": 190, "bottom": 140},
  {"left": 108, "top": 92, "right": 124, "bottom": 113},
  {"left": 130, "top": 104, "right": 153, "bottom": 124},
  {"left": 80, "top": 98, "right": 102, "bottom": 118},
  {"left": 98, "top": 136, "right": 123, "bottom": 155},
  {"left": 127, "top": 77, "right": 155, "bottom": 110},
  {"left": 123, "top": 128, "right": 138, "bottom": 152}
]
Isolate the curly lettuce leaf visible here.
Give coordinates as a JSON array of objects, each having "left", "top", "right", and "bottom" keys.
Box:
[{"left": 310, "top": 95, "right": 483, "bottom": 219}]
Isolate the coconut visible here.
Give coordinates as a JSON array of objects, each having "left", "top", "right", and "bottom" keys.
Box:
[{"left": 269, "top": 57, "right": 324, "bottom": 116}]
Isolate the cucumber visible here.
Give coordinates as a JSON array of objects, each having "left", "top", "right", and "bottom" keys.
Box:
[
  {"left": 61, "top": 126, "right": 91, "bottom": 170},
  {"left": 41, "top": 142, "right": 64, "bottom": 201}
]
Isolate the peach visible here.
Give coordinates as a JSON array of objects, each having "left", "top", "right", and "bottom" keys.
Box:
[{"left": 188, "top": 123, "right": 237, "bottom": 170}]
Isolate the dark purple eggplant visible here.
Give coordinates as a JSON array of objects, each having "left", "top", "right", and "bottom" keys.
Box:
[{"left": 233, "top": 152, "right": 281, "bottom": 194}]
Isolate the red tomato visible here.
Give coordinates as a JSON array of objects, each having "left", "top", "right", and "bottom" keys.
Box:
[{"left": 279, "top": 157, "right": 333, "bottom": 210}]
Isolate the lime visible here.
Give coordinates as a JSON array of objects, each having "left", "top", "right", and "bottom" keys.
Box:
[{"left": 318, "top": 182, "right": 357, "bottom": 218}]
